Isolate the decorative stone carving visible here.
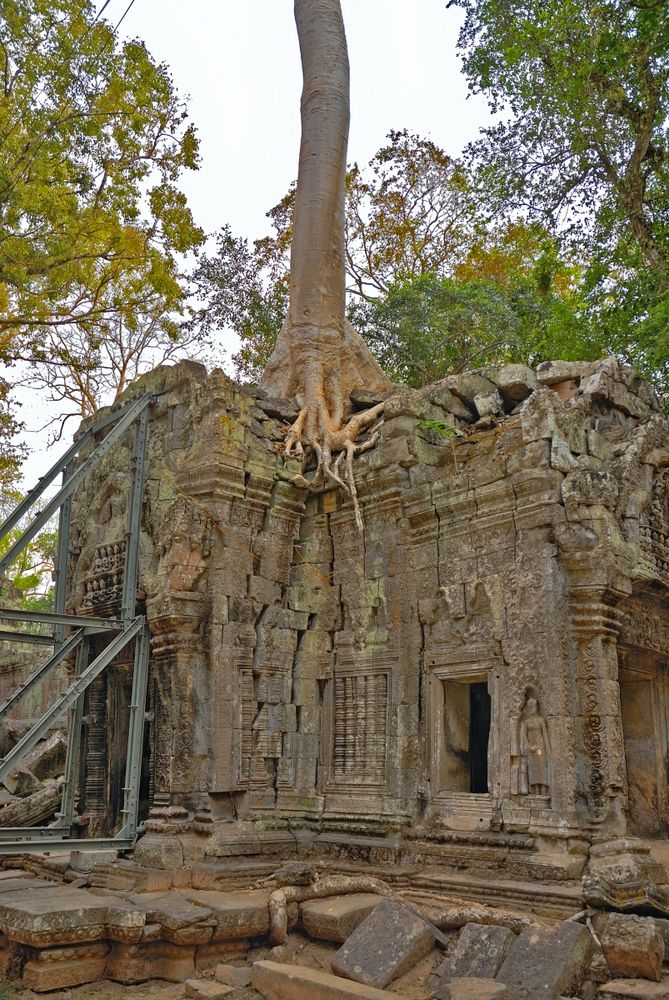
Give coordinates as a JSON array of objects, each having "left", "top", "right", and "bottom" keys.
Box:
[{"left": 516, "top": 693, "right": 551, "bottom": 797}]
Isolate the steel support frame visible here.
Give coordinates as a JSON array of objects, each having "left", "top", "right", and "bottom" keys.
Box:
[{"left": 0, "top": 393, "right": 153, "bottom": 854}]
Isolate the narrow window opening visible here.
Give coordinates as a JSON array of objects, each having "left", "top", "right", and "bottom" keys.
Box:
[{"left": 469, "top": 682, "right": 491, "bottom": 793}]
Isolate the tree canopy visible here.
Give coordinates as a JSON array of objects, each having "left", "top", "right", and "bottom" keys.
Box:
[{"left": 450, "top": 0, "right": 669, "bottom": 387}]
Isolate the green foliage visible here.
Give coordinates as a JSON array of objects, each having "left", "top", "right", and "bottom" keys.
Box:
[
  {"left": 351, "top": 268, "right": 601, "bottom": 388},
  {"left": 0, "top": 0, "right": 204, "bottom": 343},
  {"left": 418, "top": 419, "right": 460, "bottom": 439},
  {"left": 450, "top": 0, "right": 669, "bottom": 388},
  {"left": 0, "top": 491, "right": 56, "bottom": 608},
  {"left": 190, "top": 131, "right": 476, "bottom": 382}
]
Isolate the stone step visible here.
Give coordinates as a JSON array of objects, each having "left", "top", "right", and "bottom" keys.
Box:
[{"left": 251, "top": 960, "right": 410, "bottom": 999}]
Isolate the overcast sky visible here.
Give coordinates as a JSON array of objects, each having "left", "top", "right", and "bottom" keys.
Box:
[{"left": 13, "top": 0, "right": 494, "bottom": 486}]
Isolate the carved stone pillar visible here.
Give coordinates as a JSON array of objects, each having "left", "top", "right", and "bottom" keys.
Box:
[{"left": 568, "top": 585, "right": 628, "bottom": 831}]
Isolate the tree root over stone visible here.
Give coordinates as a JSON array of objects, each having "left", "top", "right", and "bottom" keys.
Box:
[
  {"left": 286, "top": 401, "right": 384, "bottom": 531},
  {"left": 268, "top": 874, "right": 392, "bottom": 944}
]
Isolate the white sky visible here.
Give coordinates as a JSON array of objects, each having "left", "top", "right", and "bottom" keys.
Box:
[{"left": 12, "top": 0, "right": 493, "bottom": 487}]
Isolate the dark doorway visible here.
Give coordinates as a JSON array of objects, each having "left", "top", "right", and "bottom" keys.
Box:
[{"left": 469, "top": 682, "right": 491, "bottom": 793}]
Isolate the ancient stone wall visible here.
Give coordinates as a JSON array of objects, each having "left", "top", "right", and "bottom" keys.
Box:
[{"left": 65, "top": 358, "right": 669, "bottom": 874}]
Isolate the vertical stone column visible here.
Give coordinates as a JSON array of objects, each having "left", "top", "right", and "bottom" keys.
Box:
[{"left": 568, "top": 585, "right": 628, "bottom": 831}]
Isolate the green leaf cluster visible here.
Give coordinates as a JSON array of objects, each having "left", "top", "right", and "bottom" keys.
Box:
[{"left": 0, "top": 0, "right": 204, "bottom": 343}]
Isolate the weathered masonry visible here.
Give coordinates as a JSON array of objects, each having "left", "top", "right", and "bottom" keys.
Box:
[{"left": 64, "top": 358, "right": 669, "bottom": 895}]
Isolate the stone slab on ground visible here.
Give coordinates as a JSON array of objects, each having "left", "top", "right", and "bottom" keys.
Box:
[
  {"left": 180, "top": 889, "right": 270, "bottom": 939},
  {"left": 435, "top": 922, "right": 515, "bottom": 983},
  {"left": 215, "top": 962, "right": 253, "bottom": 988},
  {"left": 496, "top": 920, "right": 594, "bottom": 1000},
  {"left": 300, "top": 893, "right": 383, "bottom": 943},
  {"left": 330, "top": 898, "right": 434, "bottom": 988},
  {"left": 438, "top": 979, "right": 518, "bottom": 1000},
  {"left": 598, "top": 980, "right": 669, "bottom": 999},
  {"left": 251, "top": 960, "right": 411, "bottom": 999},
  {"left": 127, "top": 892, "right": 214, "bottom": 930},
  {"left": 594, "top": 913, "right": 664, "bottom": 981},
  {"left": 0, "top": 884, "right": 145, "bottom": 946},
  {"left": 185, "top": 979, "right": 236, "bottom": 998}
]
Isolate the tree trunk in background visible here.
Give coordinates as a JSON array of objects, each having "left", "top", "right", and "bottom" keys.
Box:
[{"left": 261, "top": 0, "right": 390, "bottom": 475}]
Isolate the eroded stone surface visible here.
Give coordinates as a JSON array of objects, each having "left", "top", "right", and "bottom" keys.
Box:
[
  {"left": 300, "top": 893, "right": 383, "bottom": 943},
  {"left": 330, "top": 898, "right": 434, "bottom": 988},
  {"left": 594, "top": 913, "right": 664, "bottom": 982},
  {"left": 434, "top": 922, "right": 515, "bottom": 984},
  {"left": 496, "top": 920, "right": 594, "bottom": 1000},
  {"left": 251, "top": 960, "right": 411, "bottom": 999},
  {"left": 438, "top": 980, "right": 518, "bottom": 1000}
]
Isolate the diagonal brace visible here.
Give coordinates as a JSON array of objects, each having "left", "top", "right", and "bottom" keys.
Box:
[
  {"left": 0, "top": 629, "right": 83, "bottom": 723},
  {"left": 0, "top": 393, "right": 151, "bottom": 579},
  {"left": 0, "top": 616, "right": 145, "bottom": 785}
]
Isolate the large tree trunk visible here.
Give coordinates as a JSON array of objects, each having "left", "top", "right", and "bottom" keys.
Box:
[{"left": 261, "top": 0, "right": 390, "bottom": 486}]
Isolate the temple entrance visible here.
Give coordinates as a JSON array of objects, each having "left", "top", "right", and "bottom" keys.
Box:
[
  {"left": 469, "top": 682, "right": 491, "bottom": 793},
  {"left": 619, "top": 661, "right": 669, "bottom": 836},
  {"left": 618, "top": 588, "right": 669, "bottom": 837},
  {"left": 438, "top": 676, "right": 491, "bottom": 795}
]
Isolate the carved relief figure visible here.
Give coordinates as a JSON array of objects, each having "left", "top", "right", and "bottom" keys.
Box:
[{"left": 518, "top": 695, "right": 551, "bottom": 796}]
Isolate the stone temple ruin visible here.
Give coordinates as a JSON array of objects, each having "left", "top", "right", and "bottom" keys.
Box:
[{"left": 1, "top": 356, "right": 669, "bottom": 997}]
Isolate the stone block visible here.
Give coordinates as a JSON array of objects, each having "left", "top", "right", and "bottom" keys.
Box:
[
  {"left": 594, "top": 913, "right": 664, "bottom": 982},
  {"left": 300, "top": 893, "right": 384, "bottom": 943},
  {"left": 496, "top": 920, "right": 594, "bottom": 1000},
  {"left": 251, "top": 960, "right": 411, "bottom": 999},
  {"left": 181, "top": 889, "right": 270, "bottom": 939},
  {"left": 435, "top": 922, "right": 515, "bottom": 983},
  {"left": 107, "top": 940, "right": 195, "bottom": 983},
  {"left": 598, "top": 981, "right": 669, "bottom": 999},
  {"left": 330, "top": 898, "right": 435, "bottom": 988},
  {"left": 438, "top": 980, "right": 518, "bottom": 1000},
  {"left": 22, "top": 942, "right": 109, "bottom": 992},
  {"left": 215, "top": 962, "right": 253, "bottom": 988},
  {"left": 185, "top": 979, "right": 236, "bottom": 999},
  {"left": 490, "top": 364, "right": 537, "bottom": 402}
]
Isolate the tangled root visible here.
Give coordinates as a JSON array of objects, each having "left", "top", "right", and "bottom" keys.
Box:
[
  {"left": 286, "top": 401, "right": 384, "bottom": 530},
  {"left": 268, "top": 873, "right": 392, "bottom": 944}
]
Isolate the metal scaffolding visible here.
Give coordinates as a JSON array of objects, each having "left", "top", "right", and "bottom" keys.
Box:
[{"left": 0, "top": 394, "right": 152, "bottom": 853}]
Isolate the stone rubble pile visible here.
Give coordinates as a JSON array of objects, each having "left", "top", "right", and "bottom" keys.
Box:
[
  {"left": 0, "top": 862, "right": 666, "bottom": 998},
  {"left": 0, "top": 728, "right": 66, "bottom": 827}
]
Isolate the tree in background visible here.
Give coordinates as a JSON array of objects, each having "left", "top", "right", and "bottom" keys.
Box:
[
  {"left": 0, "top": 0, "right": 205, "bottom": 476},
  {"left": 193, "top": 141, "right": 594, "bottom": 387},
  {"left": 450, "top": 0, "right": 669, "bottom": 388},
  {"left": 191, "top": 131, "right": 481, "bottom": 382}
]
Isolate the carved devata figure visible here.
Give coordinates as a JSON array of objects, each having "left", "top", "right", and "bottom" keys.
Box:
[{"left": 517, "top": 693, "right": 551, "bottom": 796}]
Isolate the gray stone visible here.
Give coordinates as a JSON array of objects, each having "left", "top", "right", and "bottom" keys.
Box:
[
  {"left": 252, "top": 961, "right": 411, "bottom": 999},
  {"left": 330, "top": 898, "right": 435, "bottom": 989},
  {"left": 435, "top": 922, "right": 515, "bottom": 985},
  {"left": 301, "top": 893, "right": 383, "bottom": 943},
  {"left": 496, "top": 920, "right": 594, "bottom": 1000},
  {"left": 490, "top": 364, "right": 537, "bottom": 402},
  {"left": 214, "top": 963, "right": 253, "bottom": 988},
  {"left": 473, "top": 388, "right": 504, "bottom": 420}
]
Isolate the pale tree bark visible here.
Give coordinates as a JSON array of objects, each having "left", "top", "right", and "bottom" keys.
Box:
[{"left": 261, "top": 0, "right": 391, "bottom": 523}]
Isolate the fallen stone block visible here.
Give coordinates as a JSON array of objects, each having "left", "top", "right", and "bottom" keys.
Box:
[
  {"left": 0, "top": 776, "right": 63, "bottom": 826},
  {"left": 434, "top": 922, "right": 515, "bottom": 985},
  {"left": 301, "top": 893, "right": 383, "bottom": 943},
  {"left": 489, "top": 364, "right": 537, "bottom": 403},
  {"left": 251, "top": 960, "right": 411, "bottom": 999},
  {"left": 594, "top": 913, "right": 664, "bottom": 982},
  {"left": 496, "top": 920, "right": 594, "bottom": 1000},
  {"left": 214, "top": 962, "right": 252, "bottom": 988},
  {"left": 21, "top": 731, "right": 67, "bottom": 781},
  {"left": 330, "top": 897, "right": 434, "bottom": 989},
  {"left": 597, "top": 979, "right": 669, "bottom": 999},
  {"left": 2, "top": 763, "right": 40, "bottom": 797},
  {"left": 185, "top": 979, "right": 236, "bottom": 999},
  {"left": 438, "top": 980, "right": 518, "bottom": 1000}
]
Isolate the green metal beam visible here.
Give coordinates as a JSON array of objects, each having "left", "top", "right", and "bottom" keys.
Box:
[
  {"left": 0, "top": 393, "right": 151, "bottom": 578},
  {"left": 0, "top": 617, "right": 144, "bottom": 785},
  {"left": 0, "top": 628, "right": 83, "bottom": 723}
]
